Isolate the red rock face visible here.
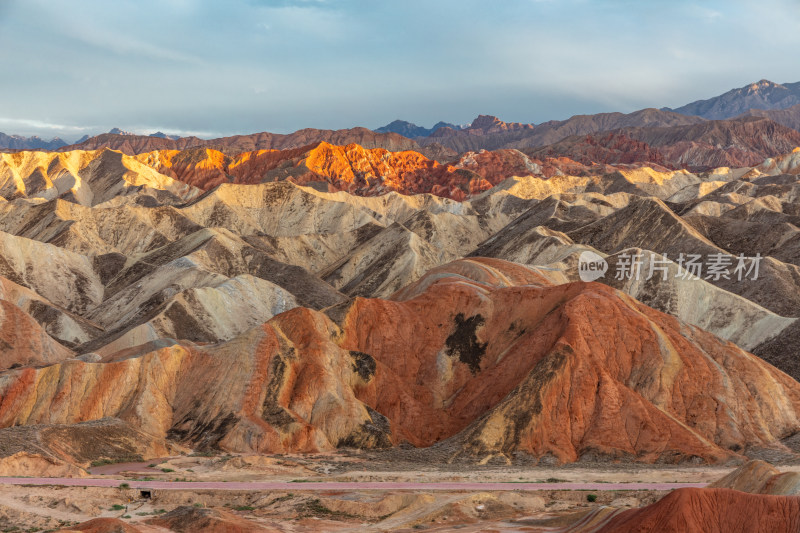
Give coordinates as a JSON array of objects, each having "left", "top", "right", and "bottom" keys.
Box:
[
  {"left": 135, "top": 147, "right": 310, "bottom": 190},
  {"left": 136, "top": 143, "right": 494, "bottom": 200},
  {"left": 339, "top": 258, "right": 800, "bottom": 462},
  {"left": 597, "top": 488, "right": 800, "bottom": 532},
  {"left": 3, "top": 259, "right": 799, "bottom": 463},
  {"left": 529, "top": 132, "right": 671, "bottom": 168},
  {"left": 132, "top": 142, "right": 641, "bottom": 200}
]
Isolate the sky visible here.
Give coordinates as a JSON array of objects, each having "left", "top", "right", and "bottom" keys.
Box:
[{"left": 1, "top": 0, "right": 799, "bottom": 141}]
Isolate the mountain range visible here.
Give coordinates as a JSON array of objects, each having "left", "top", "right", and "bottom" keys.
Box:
[
  {"left": 666, "top": 79, "right": 800, "bottom": 119},
  {"left": 374, "top": 119, "right": 466, "bottom": 137},
  {"left": 6, "top": 79, "right": 800, "bottom": 159},
  {"left": 3, "top": 138, "right": 800, "bottom": 466},
  {"left": 0, "top": 132, "right": 67, "bottom": 150}
]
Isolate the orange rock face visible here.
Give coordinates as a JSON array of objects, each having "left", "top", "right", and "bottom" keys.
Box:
[
  {"left": 135, "top": 142, "right": 487, "bottom": 199},
  {"left": 340, "top": 258, "right": 800, "bottom": 462},
  {"left": 131, "top": 142, "right": 628, "bottom": 200},
  {"left": 2, "top": 258, "right": 799, "bottom": 463},
  {"left": 597, "top": 488, "right": 800, "bottom": 532}
]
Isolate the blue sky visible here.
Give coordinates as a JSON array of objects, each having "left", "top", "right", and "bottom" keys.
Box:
[{"left": 0, "top": 0, "right": 798, "bottom": 140}]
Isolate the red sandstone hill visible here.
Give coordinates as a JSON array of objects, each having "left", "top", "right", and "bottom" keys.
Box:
[
  {"left": 134, "top": 143, "right": 496, "bottom": 199},
  {"left": 527, "top": 132, "right": 672, "bottom": 168},
  {"left": 526, "top": 116, "right": 800, "bottom": 170},
  {"left": 2, "top": 258, "right": 799, "bottom": 463},
  {"left": 620, "top": 116, "right": 800, "bottom": 168},
  {"left": 595, "top": 488, "right": 800, "bottom": 532},
  {"left": 0, "top": 140, "right": 692, "bottom": 203},
  {"left": 131, "top": 143, "right": 623, "bottom": 200}
]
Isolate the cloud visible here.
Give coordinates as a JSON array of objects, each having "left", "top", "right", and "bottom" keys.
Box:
[{"left": 0, "top": 117, "right": 93, "bottom": 135}]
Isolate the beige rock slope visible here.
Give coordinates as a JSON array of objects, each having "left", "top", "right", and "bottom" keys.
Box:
[
  {"left": 0, "top": 231, "right": 104, "bottom": 314},
  {"left": 94, "top": 274, "right": 298, "bottom": 356},
  {"left": 0, "top": 198, "right": 203, "bottom": 256},
  {"left": 180, "top": 181, "right": 385, "bottom": 237},
  {"left": 321, "top": 222, "right": 449, "bottom": 298},
  {"left": 709, "top": 460, "right": 800, "bottom": 495},
  {"left": 0, "top": 275, "right": 101, "bottom": 347},
  {"left": 0, "top": 149, "right": 201, "bottom": 206}
]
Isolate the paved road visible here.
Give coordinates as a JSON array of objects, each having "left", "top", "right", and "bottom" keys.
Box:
[{"left": 0, "top": 478, "right": 708, "bottom": 491}]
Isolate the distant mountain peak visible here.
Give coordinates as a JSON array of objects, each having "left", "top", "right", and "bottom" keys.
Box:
[
  {"left": 0, "top": 132, "right": 68, "bottom": 150},
  {"left": 470, "top": 115, "right": 503, "bottom": 129},
  {"left": 375, "top": 119, "right": 462, "bottom": 138},
  {"left": 669, "top": 79, "right": 800, "bottom": 120},
  {"left": 468, "top": 115, "right": 534, "bottom": 132},
  {"left": 108, "top": 127, "right": 136, "bottom": 136},
  {"left": 745, "top": 79, "right": 784, "bottom": 93},
  {"left": 150, "top": 131, "right": 181, "bottom": 140}
]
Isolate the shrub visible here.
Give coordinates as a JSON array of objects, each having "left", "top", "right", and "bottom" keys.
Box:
[{"left": 587, "top": 494, "right": 597, "bottom": 502}]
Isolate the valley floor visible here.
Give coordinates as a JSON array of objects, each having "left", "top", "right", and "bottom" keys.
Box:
[{"left": 0, "top": 452, "right": 788, "bottom": 532}]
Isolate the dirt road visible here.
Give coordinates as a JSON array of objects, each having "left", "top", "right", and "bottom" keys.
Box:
[{"left": 0, "top": 478, "right": 707, "bottom": 491}]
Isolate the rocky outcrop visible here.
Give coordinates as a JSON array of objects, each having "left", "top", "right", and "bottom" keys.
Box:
[
  {"left": 4, "top": 145, "right": 800, "bottom": 466},
  {"left": 0, "top": 452, "right": 87, "bottom": 478},
  {"left": 624, "top": 116, "right": 800, "bottom": 168}
]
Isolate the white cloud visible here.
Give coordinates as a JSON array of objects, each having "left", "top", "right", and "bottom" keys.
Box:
[{"left": 0, "top": 117, "right": 93, "bottom": 135}]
